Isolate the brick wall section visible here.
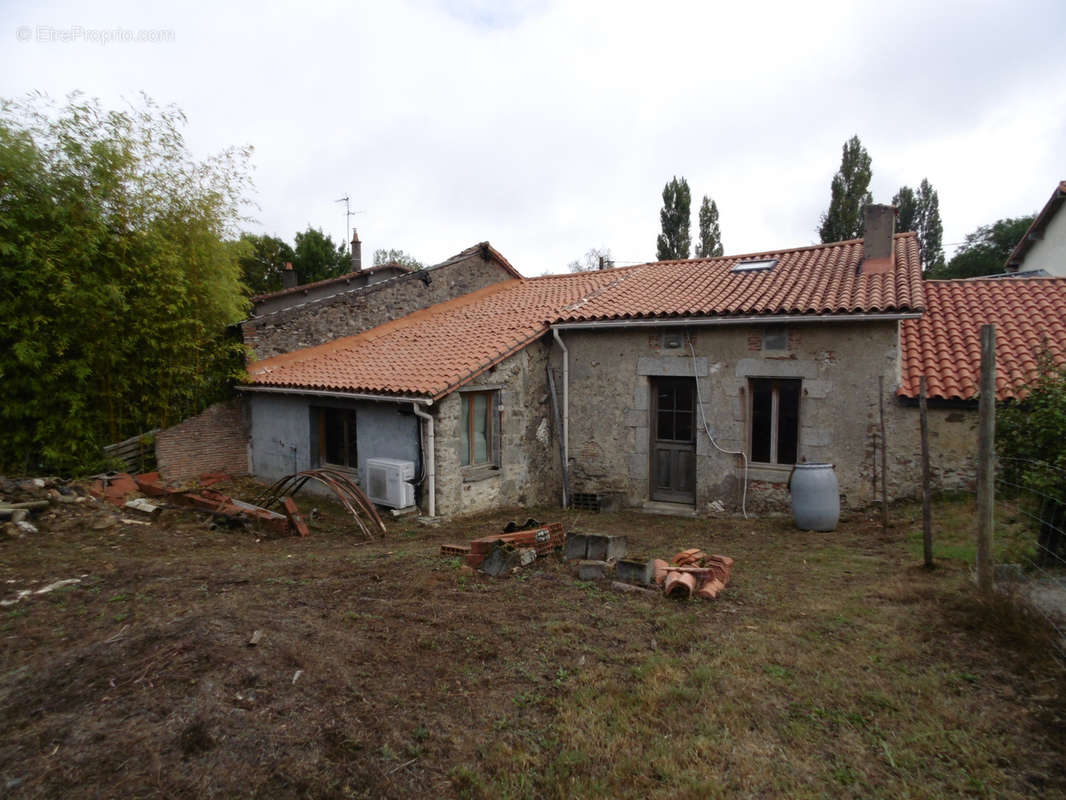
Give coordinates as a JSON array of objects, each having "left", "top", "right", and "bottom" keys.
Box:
[
  {"left": 155, "top": 400, "right": 249, "bottom": 484},
  {"left": 243, "top": 253, "right": 515, "bottom": 360}
]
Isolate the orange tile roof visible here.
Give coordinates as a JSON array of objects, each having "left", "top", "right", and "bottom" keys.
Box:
[
  {"left": 247, "top": 234, "right": 924, "bottom": 400},
  {"left": 557, "top": 234, "right": 923, "bottom": 322},
  {"left": 899, "top": 277, "right": 1066, "bottom": 401}
]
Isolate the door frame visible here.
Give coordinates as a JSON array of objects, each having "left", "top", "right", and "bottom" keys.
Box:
[{"left": 649, "top": 376, "right": 697, "bottom": 505}]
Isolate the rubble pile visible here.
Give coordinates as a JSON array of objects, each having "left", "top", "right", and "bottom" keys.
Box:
[
  {"left": 0, "top": 476, "right": 99, "bottom": 538},
  {"left": 0, "top": 471, "right": 303, "bottom": 540}
]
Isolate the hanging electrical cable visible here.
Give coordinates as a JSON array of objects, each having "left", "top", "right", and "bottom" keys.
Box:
[{"left": 689, "top": 337, "right": 749, "bottom": 518}]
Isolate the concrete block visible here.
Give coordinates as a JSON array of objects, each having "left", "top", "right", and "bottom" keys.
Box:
[
  {"left": 479, "top": 544, "right": 520, "bottom": 577},
  {"left": 615, "top": 558, "right": 652, "bottom": 586},
  {"left": 576, "top": 560, "right": 610, "bottom": 581},
  {"left": 587, "top": 534, "right": 627, "bottom": 561},
  {"left": 634, "top": 384, "right": 649, "bottom": 411},
  {"left": 564, "top": 533, "right": 589, "bottom": 560}
]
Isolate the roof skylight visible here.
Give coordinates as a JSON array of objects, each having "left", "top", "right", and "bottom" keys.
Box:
[{"left": 731, "top": 258, "right": 778, "bottom": 273}]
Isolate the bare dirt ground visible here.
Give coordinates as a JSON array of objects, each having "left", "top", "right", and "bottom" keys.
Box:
[{"left": 1, "top": 481, "right": 1064, "bottom": 799}]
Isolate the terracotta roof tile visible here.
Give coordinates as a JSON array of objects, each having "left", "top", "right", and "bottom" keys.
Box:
[
  {"left": 554, "top": 234, "right": 922, "bottom": 322},
  {"left": 899, "top": 277, "right": 1066, "bottom": 401},
  {"left": 247, "top": 234, "right": 924, "bottom": 399}
]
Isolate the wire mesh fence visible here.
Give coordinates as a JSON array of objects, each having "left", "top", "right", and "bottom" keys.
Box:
[{"left": 993, "top": 456, "right": 1066, "bottom": 659}]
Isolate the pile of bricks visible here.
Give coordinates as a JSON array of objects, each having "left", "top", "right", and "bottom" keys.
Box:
[
  {"left": 652, "top": 549, "right": 734, "bottom": 600},
  {"left": 440, "top": 522, "right": 565, "bottom": 571}
]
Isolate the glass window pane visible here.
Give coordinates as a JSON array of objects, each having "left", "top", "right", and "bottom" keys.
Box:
[
  {"left": 675, "top": 411, "right": 693, "bottom": 442},
  {"left": 473, "top": 393, "right": 488, "bottom": 463},
  {"left": 751, "top": 380, "right": 773, "bottom": 463},
  {"left": 676, "top": 385, "right": 693, "bottom": 411},
  {"left": 777, "top": 380, "right": 800, "bottom": 464},
  {"left": 657, "top": 410, "right": 674, "bottom": 441},
  {"left": 461, "top": 395, "right": 470, "bottom": 466}
]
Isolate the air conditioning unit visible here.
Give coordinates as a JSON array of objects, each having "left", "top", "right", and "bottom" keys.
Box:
[{"left": 365, "top": 457, "right": 416, "bottom": 508}]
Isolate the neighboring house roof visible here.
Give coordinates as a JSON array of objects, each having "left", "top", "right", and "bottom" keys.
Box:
[
  {"left": 1006, "top": 181, "right": 1066, "bottom": 271},
  {"left": 246, "top": 234, "right": 924, "bottom": 400},
  {"left": 249, "top": 262, "right": 412, "bottom": 304},
  {"left": 248, "top": 241, "right": 523, "bottom": 305},
  {"left": 899, "top": 277, "right": 1066, "bottom": 401}
]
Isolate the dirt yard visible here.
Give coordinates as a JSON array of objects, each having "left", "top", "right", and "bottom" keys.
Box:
[{"left": 1, "top": 482, "right": 1064, "bottom": 799}]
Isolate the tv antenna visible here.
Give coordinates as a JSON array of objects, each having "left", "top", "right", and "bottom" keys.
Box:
[{"left": 335, "top": 195, "right": 364, "bottom": 252}]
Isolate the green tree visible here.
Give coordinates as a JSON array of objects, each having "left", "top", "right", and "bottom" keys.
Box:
[
  {"left": 656, "top": 176, "right": 691, "bottom": 260},
  {"left": 997, "top": 350, "right": 1066, "bottom": 562},
  {"left": 293, "top": 227, "right": 347, "bottom": 284},
  {"left": 696, "top": 196, "right": 723, "bottom": 258},
  {"left": 0, "top": 94, "right": 251, "bottom": 473},
  {"left": 372, "top": 248, "right": 424, "bottom": 270},
  {"left": 819, "top": 135, "right": 873, "bottom": 243},
  {"left": 893, "top": 178, "right": 944, "bottom": 272},
  {"left": 928, "top": 216, "right": 1035, "bottom": 279},
  {"left": 567, "top": 247, "right": 613, "bottom": 272},
  {"left": 239, "top": 233, "right": 294, "bottom": 295}
]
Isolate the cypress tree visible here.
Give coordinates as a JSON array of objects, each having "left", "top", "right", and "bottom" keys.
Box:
[
  {"left": 893, "top": 178, "right": 944, "bottom": 272},
  {"left": 818, "top": 135, "right": 873, "bottom": 243},
  {"left": 696, "top": 195, "right": 723, "bottom": 258},
  {"left": 656, "top": 176, "right": 691, "bottom": 260}
]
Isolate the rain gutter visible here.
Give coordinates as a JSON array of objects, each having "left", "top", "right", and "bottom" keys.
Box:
[{"left": 550, "top": 312, "right": 921, "bottom": 331}]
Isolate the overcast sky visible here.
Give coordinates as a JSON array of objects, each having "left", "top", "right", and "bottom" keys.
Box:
[{"left": 3, "top": 0, "right": 1064, "bottom": 274}]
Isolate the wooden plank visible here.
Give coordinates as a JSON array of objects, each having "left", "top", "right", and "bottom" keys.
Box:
[
  {"left": 919, "top": 375, "right": 933, "bottom": 568},
  {"left": 976, "top": 324, "right": 996, "bottom": 593}
]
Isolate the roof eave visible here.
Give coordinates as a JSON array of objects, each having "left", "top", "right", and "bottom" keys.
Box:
[
  {"left": 1005, "top": 181, "right": 1066, "bottom": 269},
  {"left": 237, "top": 385, "right": 435, "bottom": 405}
]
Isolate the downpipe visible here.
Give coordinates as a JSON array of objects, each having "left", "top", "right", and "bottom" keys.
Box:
[{"left": 412, "top": 402, "right": 435, "bottom": 517}]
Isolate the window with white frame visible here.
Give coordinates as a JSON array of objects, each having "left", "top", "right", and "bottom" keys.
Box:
[{"left": 749, "top": 378, "right": 800, "bottom": 465}]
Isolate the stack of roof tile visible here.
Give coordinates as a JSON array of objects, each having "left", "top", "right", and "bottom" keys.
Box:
[{"left": 652, "top": 550, "right": 734, "bottom": 600}]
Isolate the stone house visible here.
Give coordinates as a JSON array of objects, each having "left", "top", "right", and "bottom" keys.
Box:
[
  {"left": 232, "top": 205, "right": 1066, "bottom": 518},
  {"left": 240, "top": 206, "right": 924, "bottom": 515},
  {"left": 241, "top": 236, "right": 522, "bottom": 360}
]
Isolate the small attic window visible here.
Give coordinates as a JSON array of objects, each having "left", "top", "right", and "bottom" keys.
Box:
[{"left": 731, "top": 258, "right": 778, "bottom": 273}]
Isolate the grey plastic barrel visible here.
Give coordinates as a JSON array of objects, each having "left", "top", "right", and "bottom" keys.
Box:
[{"left": 790, "top": 463, "right": 840, "bottom": 531}]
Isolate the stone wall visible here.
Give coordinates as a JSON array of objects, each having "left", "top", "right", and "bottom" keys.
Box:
[
  {"left": 243, "top": 252, "right": 515, "bottom": 359},
  {"left": 155, "top": 400, "right": 249, "bottom": 484},
  {"left": 432, "top": 337, "right": 561, "bottom": 517},
  {"left": 554, "top": 321, "right": 975, "bottom": 513}
]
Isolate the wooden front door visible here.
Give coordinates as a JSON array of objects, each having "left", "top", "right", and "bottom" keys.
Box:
[{"left": 650, "top": 378, "right": 697, "bottom": 504}]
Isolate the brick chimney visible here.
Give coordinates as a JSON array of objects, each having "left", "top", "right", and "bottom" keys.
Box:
[
  {"left": 282, "top": 261, "right": 297, "bottom": 289},
  {"left": 351, "top": 229, "right": 362, "bottom": 272},
  {"left": 861, "top": 204, "right": 895, "bottom": 275}
]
